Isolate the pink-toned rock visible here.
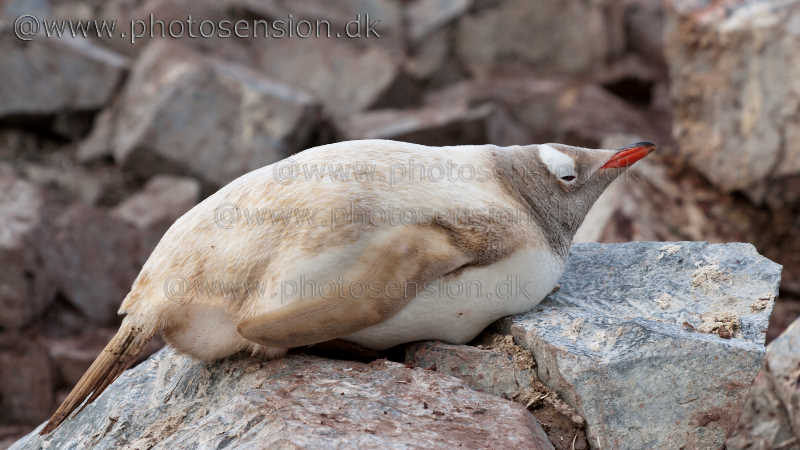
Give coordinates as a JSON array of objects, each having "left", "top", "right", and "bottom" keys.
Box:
[
  {"left": 91, "top": 40, "right": 322, "bottom": 187},
  {"left": 624, "top": 0, "right": 667, "bottom": 69},
  {"left": 407, "top": 0, "right": 472, "bottom": 43},
  {"left": 341, "top": 103, "right": 501, "bottom": 146},
  {"left": 112, "top": 175, "right": 199, "bottom": 231},
  {"left": 404, "top": 339, "right": 588, "bottom": 450},
  {"left": 0, "top": 334, "right": 54, "bottom": 425},
  {"left": 233, "top": 0, "right": 404, "bottom": 53},
  {"left": 45, "top": 328, "right": 115, "bottom": 387},
  {"left": 727, "top": 318, "right": 800, "bottom": 449},
  {"left": 0, "top": 425, "right": 32, "bottom": 450},
  {"left": 251, "top": 37, "right": 414, "bottom": 117},
  {"left": 111, "top": 175, "right": 200, "bottom": 253},
  {"left": 13, "top": 348, "right": 555, "bottom": 449},
  {"left": 427, "top": 78, "right": 656, "bottom": 148},
  {"left": 456, "top": 0, "right": 613, "bottom": 78},
  {"left": 0, "top": 174, "right": 55, "bottom": 329},
  {"left": 41, "top": 204, "right": 144, "bottom": 325},
  {"left": 405, "top": 340, "right": 534, "bottom": 400},
  {"left": 664, "top": 0, "right": 800, "bottom": 206}
]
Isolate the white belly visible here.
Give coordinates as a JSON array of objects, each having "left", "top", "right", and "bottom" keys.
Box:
[{"left": 343, "top": 249, "right": 565, "bottom": 350}]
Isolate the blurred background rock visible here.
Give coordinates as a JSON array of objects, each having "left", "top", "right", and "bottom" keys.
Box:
[{"left": 0, "top": 0, "right": 798, "bottom": 445}]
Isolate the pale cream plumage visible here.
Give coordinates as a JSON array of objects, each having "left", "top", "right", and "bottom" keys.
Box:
[{"left": 41, "top": 138, "right": 655, "bottom": 433}]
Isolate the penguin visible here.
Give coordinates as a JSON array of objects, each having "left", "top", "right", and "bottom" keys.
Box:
[{"left": 40, "top": 139, "right": 655, "bottom": 434}]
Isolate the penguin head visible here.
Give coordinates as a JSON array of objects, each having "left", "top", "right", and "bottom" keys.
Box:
[
  {"left": 508, "top": 141, "right": 656, "bottom": 255},
  {"left": 535, "top": 141, "right": 656, "bottom": 190}
]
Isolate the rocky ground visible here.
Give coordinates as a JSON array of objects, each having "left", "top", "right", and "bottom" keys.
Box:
[
  {"left": 9, "top": 243, "right": 786, "bottom": 449},
  {"left": 1, "top": 0, "right": 799, "bottom": 448}
]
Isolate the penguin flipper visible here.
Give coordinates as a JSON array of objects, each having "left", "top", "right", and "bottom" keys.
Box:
[{"left": 236, "top": 225, "right": 470, "bottom": 348}]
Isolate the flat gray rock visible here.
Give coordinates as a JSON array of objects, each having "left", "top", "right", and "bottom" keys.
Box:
[
  {"left": 500, "top": 242, "right": 781, "bottom": 449},
  {"left": 0, "top": 33, "right": 128, "bottom": 117},
  {"left": 13, "top": 348, "right": 554, "bottom": 449}
]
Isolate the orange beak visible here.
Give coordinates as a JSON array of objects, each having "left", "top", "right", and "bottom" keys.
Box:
[{"left": 601, "top": 142, "right": 656, "bottom": 169}]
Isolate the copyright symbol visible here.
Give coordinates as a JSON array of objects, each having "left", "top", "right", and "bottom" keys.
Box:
[
  {"left": 14, "top": 15, "right": 40, "bottom": 41},
  {"left": 214, "top": 203, "right": 240, "bottom": 229},
  {"left": 164, "top": 278, "right": 189, "bottom": 303},
  {"left": 273, "top": 157, "right": 296, "bottom": 185}
]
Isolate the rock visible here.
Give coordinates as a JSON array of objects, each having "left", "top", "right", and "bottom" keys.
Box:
[
  {"left": 405, "top": 337, "right": 589, "bottom": 450},
  {"left": 405, "top": 339, "right": 535, "bottom": 401},
  {"left": 403, "top": 0, "right": 472, "bottom": 87},
  {"left": 404, "top": 28, "right": 460, "bottom": 84},
  {"left": 45, "top": 328, "right": 116, "bottom": 387},
  {"left": 13, "top": 347, "right": 555, "bottom": 449},
  {"left": 111, "top": 175, "right": 200, "bottom": 252},
  {"left": 37, "top": 295, "right": 101, "bottom": 339},
  {"left": 50, "top": 111, "right": 96, "bottom": 141},
  {"left": 97, "top": 0, "right": 232, "bottom": 57},
  {"left": 499, "top": 242, "right": 781, "bottom": 449},
  {"left": 0, "top": 334, "right": 55, "bottom": 425},
  {"left": 231, "top": 0, "right": 403, "bottom": 52},
  {"left": 767, "top": 296, "right": 800, "bottom": 343},
  {"left": 593, "top": 55, "right": 665, "bottom": 109},
  {"left": 252, "top": 37, "right": 413, "bottom": 117},
  {"left": 21, "top": 153, "right": 108, "bottom": 206},
  {"left": 97, "top": 0, "right": 273, "bottom": 82},
  {"left": 44, "top": 325, "right": 165, "bottom": 388},
  {"left": 0, "top": 425, "right": 32, "bottom": 450},
  {"left": 0, "top": 174, "right": 54, "bottom": 329},
  {"left": 0, "top": 129, "right": 49, "bottom": 161},
  {"left": 583, "top": 134, "right": 800, "bottom": 296},
  {"left": 50, "top": 0, "right": 99, "bottom": 19},
  {"left": 76, "top": 107, "right": 116, "bottom": 162},
  {"left": 407, "top": 0, "right": 472, "bottom": 43},
  {"left": 727, "top": 317, "right": 800, "bottom": 449},
  {"left": 427, "top": 79, "right": 656, "bottom": 148},
  {"left": 573, "top": 177, "right": 627, "bottom": 244},
  {"left": 99, "top": 40, "right": 322, "bottom": 187},
  {"left": 1, "top": 0, "right": 51, "bottom": 18},
  {"left": 725, "top": 372, "right": 798, "bottom": 450},
  {"left": 664, "top": 0, "right": 800, "bottom": 206},
  {"left": 752, "top": 318, "right": 800, "bottom": 438},
  {"left": 456, "top": 0, "right": 611, "bottom": 78},
  {"left": 0, "top": 34, "right": 128, "bottom": 118},
  {"left": 624, "top": 0, "right": 667, "bottom": 70},
  {"left": 41, "top": 204, "right": 144, "bottom": 325},
  {"left": 341, "top": 103, "right": 495, "bottom": 146},
  {"left": 111, "top": 176, "right": 200, "bottom": 228}
]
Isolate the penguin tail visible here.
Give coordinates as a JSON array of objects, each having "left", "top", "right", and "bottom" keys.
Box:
[{"left": 40, "top": 316, "right": 155, "bottom": 434}]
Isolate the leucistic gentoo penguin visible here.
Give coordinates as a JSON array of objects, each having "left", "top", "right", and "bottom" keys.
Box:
[{"left": 41, "top": 139, "right": 655, "bottom": 433}]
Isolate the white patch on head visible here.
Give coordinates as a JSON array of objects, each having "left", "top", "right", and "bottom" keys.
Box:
[{"left": 538, "top": 144, "right": 576, "bottom": 180}]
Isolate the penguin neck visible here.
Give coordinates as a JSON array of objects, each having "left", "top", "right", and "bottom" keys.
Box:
[{"left": 491, "top": 147, "right": 576, "bottom": 259}]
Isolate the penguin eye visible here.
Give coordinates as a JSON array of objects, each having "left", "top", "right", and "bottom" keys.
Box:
[{"left": 561, "top": 175, "right": 576, "bottom": 182}]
